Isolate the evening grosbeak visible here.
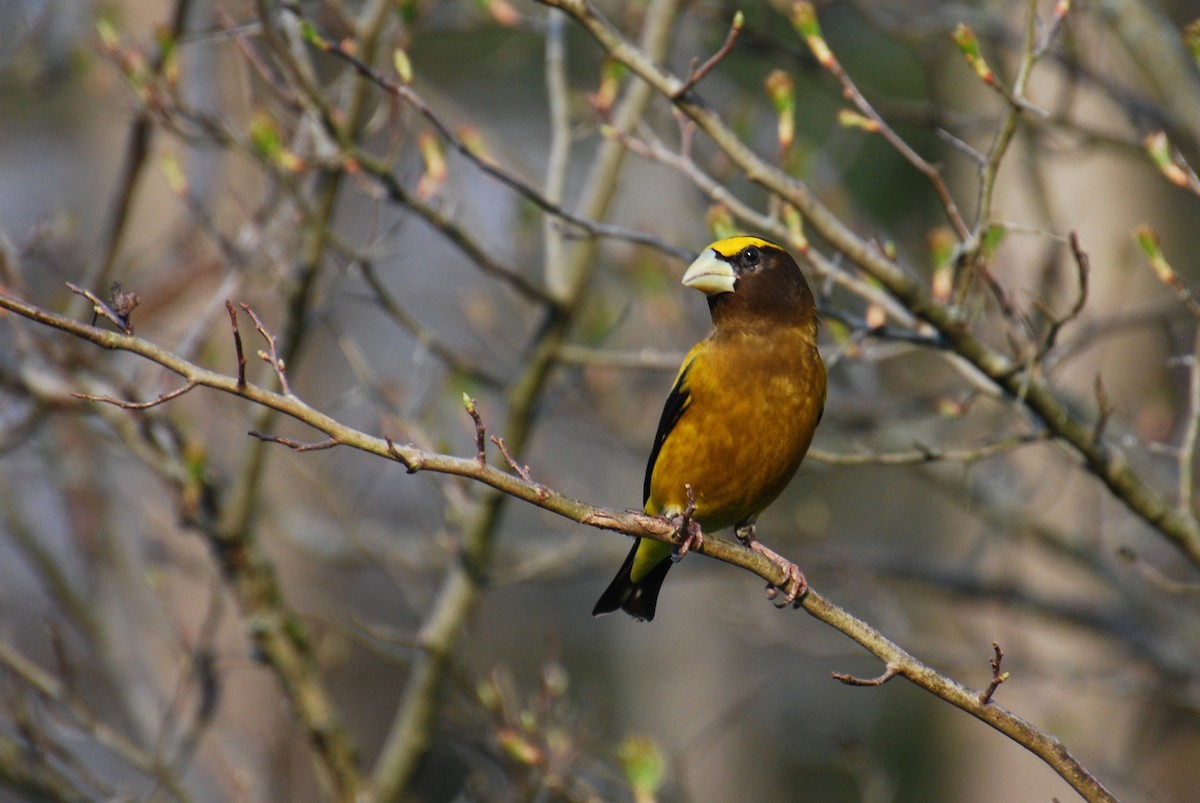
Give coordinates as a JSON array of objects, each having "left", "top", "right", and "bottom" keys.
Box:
[{"left": 593, "top": 236, "right": 826, "bottom": 621}]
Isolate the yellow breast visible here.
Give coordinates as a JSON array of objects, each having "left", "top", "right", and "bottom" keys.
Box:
[{"left": 646, "top": 327, "right": 825, "bottom": 531}]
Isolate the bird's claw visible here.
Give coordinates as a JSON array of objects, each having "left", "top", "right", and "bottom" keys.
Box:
[
  {"left": 764, "top": 563, "right": 808, "bottom": 609},
  {"left": 738, "top": 523, "right": 807, "bottom": 608},
  {"left": 670, "top": 515, "right": 704, "bottom": 562}
]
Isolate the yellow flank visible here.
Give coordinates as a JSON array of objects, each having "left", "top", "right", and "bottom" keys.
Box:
[
  {"left": 629, "top": 538, "right": 673, "bottom": 583},
  {"left": 645, "top": 326, "right": 824, "bottom": 531}
]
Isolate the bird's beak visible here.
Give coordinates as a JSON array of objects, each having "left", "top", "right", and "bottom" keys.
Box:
[{"left": 681, "top": 248, "right": 736, "bottom": 295}]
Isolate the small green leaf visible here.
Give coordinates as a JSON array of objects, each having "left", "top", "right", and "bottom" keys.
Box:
[
  {"left": 299, "top": 19, "right": 324, "bottom": 48},
  {"left": 981, "top": 224, "right": 1006, "bottom": 258},
  {"left": 790, "top": 2, "right": 833, "bottom": 67},
  {"left": 393, "top": 48, "right": 413, "bottom": 83},
  {"left": 952, "top": 23, "right": 995, "bottom": 84},
  {"left": 618, "top": 735, "right": 665, "bottom": 802}
]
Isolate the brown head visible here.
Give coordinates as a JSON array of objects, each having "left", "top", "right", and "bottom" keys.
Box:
[{"left": 681, "top": 235, "right": 818, "bottom": 339}]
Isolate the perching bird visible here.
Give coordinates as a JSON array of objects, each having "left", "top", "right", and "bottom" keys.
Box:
[{"left": 593, "top": 235, "right": 826, "bottom": 621}]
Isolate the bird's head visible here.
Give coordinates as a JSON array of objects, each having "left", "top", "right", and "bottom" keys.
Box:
[{"left": 681, "top": 236, "right": 817, "bottom": 332}]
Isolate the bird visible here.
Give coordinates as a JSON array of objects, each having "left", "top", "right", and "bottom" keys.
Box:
[{"left": 592, "top": 235, "right": 826, "bottom": 621}]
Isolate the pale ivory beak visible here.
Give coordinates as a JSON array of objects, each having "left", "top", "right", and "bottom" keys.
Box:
[{"left": 681, "top": 248, "right": 736, "bottom": 295}]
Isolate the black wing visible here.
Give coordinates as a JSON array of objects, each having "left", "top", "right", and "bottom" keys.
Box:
[{"left": 643, "top": 359, "right": 694, "bottom": 506}]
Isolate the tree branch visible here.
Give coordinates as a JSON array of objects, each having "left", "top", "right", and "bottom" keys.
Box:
[{"left": 0, "top": 288, "right": 1118, "bottom": 802}]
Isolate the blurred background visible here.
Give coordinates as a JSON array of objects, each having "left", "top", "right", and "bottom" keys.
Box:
[{"left": 2, "top": 0, "right": 1200, "bottom": 800}]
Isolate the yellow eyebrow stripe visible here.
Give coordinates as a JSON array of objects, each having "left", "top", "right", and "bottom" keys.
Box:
[{"left": 706, "top": 235, "right": 780, "bottom": 259}]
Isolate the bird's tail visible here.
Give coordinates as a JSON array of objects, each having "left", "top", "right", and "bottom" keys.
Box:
[{"left": 592, "top": 538, "right": 673, "bottom": 622}]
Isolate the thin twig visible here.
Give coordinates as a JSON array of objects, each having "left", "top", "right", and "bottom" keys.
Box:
[
  {"left": 980, "top": 642, "right": 1010, "bottom": 705},
  {"left": 1039, "top": 232, "right": 1091, "bottom": 357},
  {"left": 353, "top": 260, "right": 503, "bottom": 387},
  {"left": 286, "top": 7, "right": 696, "bottom": 267},
  {"left": 833, "top": 664, "right": 900, "bottom": 687},
  {"left": 73, "top": 381, "right": 200, "bottom": 410},
  {"left": 463, "top": 395, "right": 487, "bottom": 464},
  {"left": 356, "top": 158, "right": 559, "bottom": 306},
  {"left": 794, "top": 3, "right": 967, "bottom": 241},
  {"left": 965, "top": 0, "right": 1044, "bottom": 272},
  {"left": 66, "top": 282, "right": 136, "bottom": 335},
  {"left": 491, "top": 435, "right": 534, "bottom": 483},
  {"left": 807, "top": 431, "right": 1047, "bottom": 467},
  {"left": 225, "top": 300, "right": 247, "bottom": 389},
  {"left": 673, "top": 11, "right": 743, "bottom": 99},
  {"left": 239, "top": 303, "right": 292, "bottom": 396},
  {"left": 248, "top": 432, "right": 340, "bottom": 451},
  {"left": 84, "top": 0, "right": 196, "bottom": 315},
  {"left": 1117, "top": 548, "right": 1200, "bottom": 595},
  {"left": 936, "top": 127, "right": 986, "bottom": 165}
]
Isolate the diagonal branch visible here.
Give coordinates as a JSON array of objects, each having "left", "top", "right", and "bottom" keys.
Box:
[{"left": 0, "top": 288, "right": 1118, "bottom": 803}]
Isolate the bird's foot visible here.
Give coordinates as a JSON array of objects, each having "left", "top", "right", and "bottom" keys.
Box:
[
  {"left": 736, "top": 523, "right": 808, "bottom": 608},
  {"left": 762, "top": 559, "right": 808, "bottom": 608},
  {"left": 669, "top": 483, "right": 703, "bottom": 562},
  {"left": 670, "top": 514, "right": 704, "bottom": 562}
]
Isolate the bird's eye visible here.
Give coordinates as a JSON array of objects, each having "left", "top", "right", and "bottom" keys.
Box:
[{"left": 742, "top": 246, "right": 761, "bottom": 266}]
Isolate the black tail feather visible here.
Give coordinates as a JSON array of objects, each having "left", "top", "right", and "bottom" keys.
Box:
[{"left": 592, "top": 539, "right": 673, "bottom": 622}]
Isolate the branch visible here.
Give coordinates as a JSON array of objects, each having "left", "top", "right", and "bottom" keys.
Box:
[
  {"left": 86, "top": 0, "right": 195, "bottom": 313},
  {"left": 803, "top": 592, "right": 1114, "bottom": 803},
  {"left": 285, "top": 7, "right": 698, "bottom": 268},
  {"left": 0, "top": 639, "right": 192, "bottom": 802},
  {"left": 0, "top": 287, "right": 1118, "bottom": 802},
  {"left": 792, "top": 3, "right": 969, "bottom": 241},
  {"left": 2, "top": 292, "right": 362, "bottom": 799},
  {"left": 807, "top": 431, "right": 1047, "bottom": 467},
  {"left": 66, "top": 282, "right": 139, "bottom": 335}
]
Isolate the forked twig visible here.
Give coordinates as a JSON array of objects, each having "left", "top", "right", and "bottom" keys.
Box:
[
  {"left": 673, "top": 12, "right": 743, "bottom": 99},
  {"left": 239, "top": 303, "right": 291, "bottom": 395},
  {"left": 1038, "top": 232, "right": 1091, "bottom": 357}
]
